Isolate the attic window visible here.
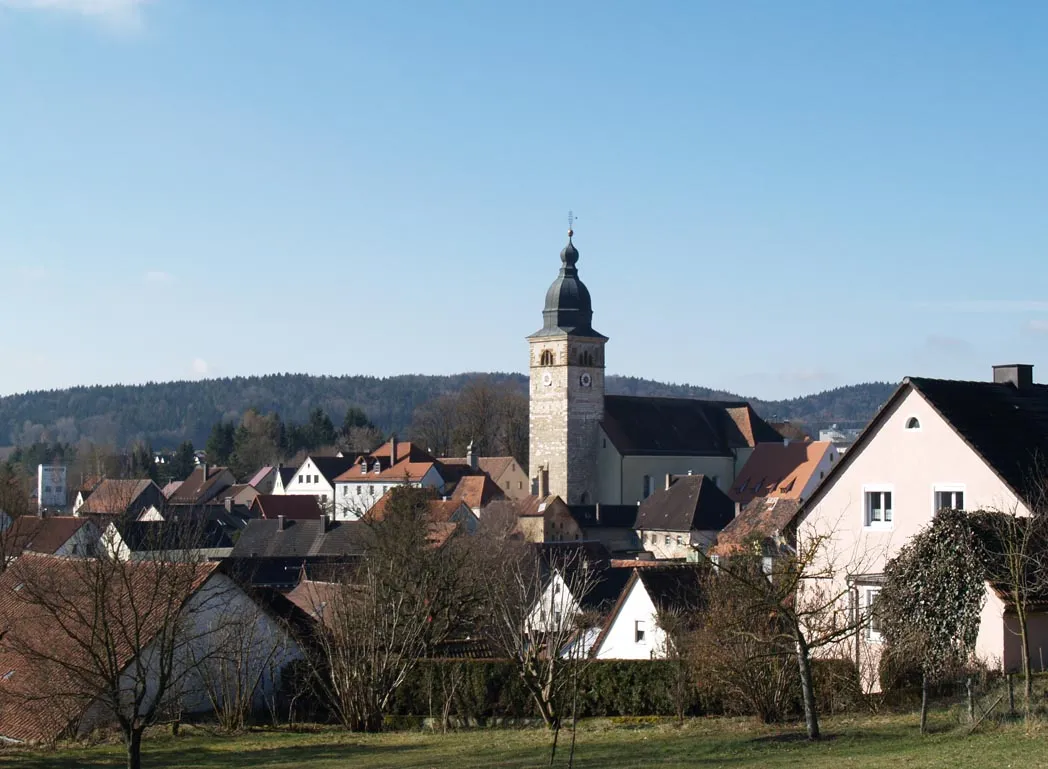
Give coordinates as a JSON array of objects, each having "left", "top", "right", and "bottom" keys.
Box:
[
  {"left": 779, "top": 479, "right": 796, "bottom": 494},
  {"left": 905, "top": 417, "right": 921, "bottom": 430},
  {"left": 752, "top": 478, "right": 764, "bottom": 493}
]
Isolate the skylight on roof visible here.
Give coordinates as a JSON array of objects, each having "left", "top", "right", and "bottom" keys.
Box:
[
  {"left": 12, "top": 583, "right": 23, "bottom": 592},
  {"left": 1, "top": 670, "right": 13, "bottom": 681}
]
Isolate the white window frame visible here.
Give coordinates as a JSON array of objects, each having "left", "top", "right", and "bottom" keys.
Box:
[
  {"left": 863, "top": 485, "right": 894, "bottom": 529},
  {"left": 933, "top": 484, "right": 965, "bottom": 513},
  {"left": 865, "top": 587, "right": 883, "bottom": 642},
  {"left": 634, "top": 620, "right": 647, "bottom": 644}
]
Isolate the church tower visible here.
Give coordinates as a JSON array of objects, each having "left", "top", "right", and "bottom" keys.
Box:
[{"left": 528, "top": 226, "right": 607, "bottom": 504}]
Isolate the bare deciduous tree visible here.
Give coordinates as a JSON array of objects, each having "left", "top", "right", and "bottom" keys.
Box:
[
  {"left": 304, "top": 487, "right": 471, "bottom": 732},
  {"left": 698, "top": 520, "right": 882, "bottom": 741},
  {"left": 478, "top": 536, "right": 601, "bottom": 739},
  {"left": 0, "top": 544, "right": 236, "bottom": 769},
  {"left": 188, "top": 594, "right": 297, "bottom": 732}
]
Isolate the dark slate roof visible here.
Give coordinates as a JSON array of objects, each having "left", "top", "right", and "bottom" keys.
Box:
[
  {"left": 634, "top": 475, "right": 735, "bottom": 532},
  {"left": 528, "top": 233, "right": 605, "bottom": 339},
  {"left": 636, "top": 565, "right": 707, "bottom": 613},
  {"left": 111, "top": 519, "right": 234, "bottom": 552},
  {"left": 602, "top": 395, "right": 782, "bottom": 456},
  {"left": 230, "top": 518, "right": 371, "bottom": 559},
  {"left": 310, "top": 456, "right": 358, "bottom": 485},
  {"left": 580, "top": 566, "right": 634, "bottom": 613},
  {"left": 222, "top": 556, "right": 356, "bottom": 589},
  {"left": 567, "top": 504, "right": 638, "bottom": 529},
  {"left": 908, "top": 377, "right": 1048, "bottom": 503},
  {"left": 278, "top": 467, "right": 296, "bottom": 487}
]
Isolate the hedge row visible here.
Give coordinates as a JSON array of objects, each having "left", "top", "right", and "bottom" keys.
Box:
[{"left": 382, "top": 658, "right": 862, "bottom": 720}]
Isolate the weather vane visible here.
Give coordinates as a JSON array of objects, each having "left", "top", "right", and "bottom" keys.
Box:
[{"left": 568, "top": 210, "right": 575, "bottom": 237}]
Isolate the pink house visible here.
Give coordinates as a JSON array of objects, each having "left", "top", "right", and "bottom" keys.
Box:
[{"left": 795, "top": 364, "right": 1048, "bottom": 687}]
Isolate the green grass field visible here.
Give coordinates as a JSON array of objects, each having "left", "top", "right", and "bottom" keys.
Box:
[{"left": 3, "top": 712, "right": 1047, "bottom": 768}]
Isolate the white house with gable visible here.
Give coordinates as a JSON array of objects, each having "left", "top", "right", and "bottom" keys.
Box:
[{"left": 796, "top": 364, "right": 1048, "bottom": 687}]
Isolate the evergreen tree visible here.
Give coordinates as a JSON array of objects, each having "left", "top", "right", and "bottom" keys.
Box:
[
  {"left": 341, "top": 406, "right": 374, "bottom": 436},
  {"left": 169, "top": 441, "right": 196, "bottom": 481},
  {"left": 306, "top": 407, "right": 337, "bottom": 449},
  {"left": 129, "top": 442, "right": 158, "bottom": 482},
  {"left": 205, "top": 421, "right": 236, "bottom": 464}
]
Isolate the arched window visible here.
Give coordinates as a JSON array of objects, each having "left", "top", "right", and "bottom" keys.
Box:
[
  {"left": 579, "top": 350, "right": 594, "bottom": 366},
  {"left": 905, "top": 417, "right": 921, "bottom": 430},
  {"left": 539, "top": 349, "right": 554, "bottom": 366}
]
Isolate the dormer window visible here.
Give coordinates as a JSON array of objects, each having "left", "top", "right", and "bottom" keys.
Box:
[
  {"left": 905, "top": 417, "right": 921, "bottom": 430},
  {"left": 540, "top": 349, "right": 554, "bottom": 366}
]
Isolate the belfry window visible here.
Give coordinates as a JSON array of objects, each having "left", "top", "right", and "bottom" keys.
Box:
[
  {"left": 579, "top": 350, "right": 594, "bottom": 366},
  {"left": 540, "top": 349, "right": 554, "bottom": 366}
]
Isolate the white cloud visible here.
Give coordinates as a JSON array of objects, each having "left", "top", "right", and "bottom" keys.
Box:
[
  {"left": 144, "top": 270, "right": 172, "bottom": 283},
  {"left": 190, "top": 358, "right": 209, "bottom": 376},
  {"left": 0, "top": 0, "right": 152, "bottom": 31},
  {"left": 911, "top": 300, "right": 1048, "bottom": 314}
]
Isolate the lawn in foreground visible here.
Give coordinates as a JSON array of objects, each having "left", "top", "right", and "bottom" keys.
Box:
[{"left": 2, "top": 712, "right": 1047, "bottom": 769}]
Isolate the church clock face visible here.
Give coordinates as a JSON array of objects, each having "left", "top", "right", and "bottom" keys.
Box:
[
  {"left": 579, "top": 373, "right": 592, "bottom": 388},
  {"left": 542, "top": 372, "right": 553, "bottom": 387}
]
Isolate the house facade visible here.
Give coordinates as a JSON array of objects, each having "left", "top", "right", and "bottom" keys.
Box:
[
  {"left": 634, "top": 474, "right": 735, "bottom": 560},
  {"left": 589, "top": 566, "right": 704, "bottom": 660},
  {"left": 282, "top": 456, "right": 356, "bottom": 512},
  {"left": 333, "top": 442, "right": 444, "bottom": 520},
  {"left": 796, "top": 364, "right": 1048, "bottom": 682}
]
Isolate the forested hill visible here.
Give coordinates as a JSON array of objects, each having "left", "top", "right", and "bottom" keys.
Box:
[{"left": 0, "top": 373, "right": 896, "bottom": 450}]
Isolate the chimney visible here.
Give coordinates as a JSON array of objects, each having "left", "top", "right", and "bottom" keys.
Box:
[
  {"left": 200, "top": 462, "right": 208, "bottom": 481},
  {"left": 390, "top": 435, "right": 398, "bottom": 465},
  {"left": 595, "top": 502, "right": 601, "bottom": 522},
  {"left": 993, "top": 364, "right": 1034, "bottom": 389},
  {"left": 224, "top": 496, "right": 233, "bottom": 513},
  {"left": 734, "top": 501, "right": 741, "bottom": 519},
  {"left": 665, "top": 473, "right": 673, "bottom": 491},
  {"left": 537, "top": 466, "right": 549, "bottom": 499},
  {"left": 466, "top": 440, "right": 477, "bottom": 471},
  {"left": 277, "top": 514, "right": 286, "bottom": 532},
  {"left": 323, "top": 513, "right": 333, "bottom": 532}
]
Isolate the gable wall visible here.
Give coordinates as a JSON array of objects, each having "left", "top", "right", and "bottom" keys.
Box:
[
  {"left": 802, "top": 387, "right": 1027, "bottom": 575},
  {"left": 595, "top": 579, "right": 668, "bottom": 660}
]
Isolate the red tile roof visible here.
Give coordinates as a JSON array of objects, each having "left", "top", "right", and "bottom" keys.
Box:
[
  {"left": 729, "top": 441, "right": 834, "bottom": 505},
  {"left": 448, "top": 475, "right": 504, "bottom": 510},
  {"left": 76, "top": 479, "right": 156, "bottom": 515},
  {"left": 335, "top": 441, "right": 438, "bottom": 484},
  {"left": 250, "top": 494, "right": 325, "bottom": 521},
  {"left": 167, "top": 466, "right": 232, "bottom": 506},
  {"left": 2, "top": 517, "right": 93, "bottom": 558}
]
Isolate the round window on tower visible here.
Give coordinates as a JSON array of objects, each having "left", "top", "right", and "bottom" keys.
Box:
[
  {"left": 542, "top": 372, "right": 553, "bottom": 387},
  {"left": 579, "top": 373, "right": 592, "bottom": 388}
]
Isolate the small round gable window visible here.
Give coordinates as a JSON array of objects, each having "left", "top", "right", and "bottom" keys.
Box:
[{"left": 905, "top": 417, "right": 921, "bottom": 430}]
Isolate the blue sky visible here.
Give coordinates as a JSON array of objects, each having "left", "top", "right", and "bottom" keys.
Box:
[{"left": 1, "top": 1, "right": 1047, "bottom": 400}]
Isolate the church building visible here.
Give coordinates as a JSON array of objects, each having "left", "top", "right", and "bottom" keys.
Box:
[{"left": 528, "top": 228, "right": 784, "bottom": 506}]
